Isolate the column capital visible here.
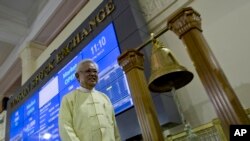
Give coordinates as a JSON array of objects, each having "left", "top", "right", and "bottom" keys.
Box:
[
  {"left": 118, "top": 49, "right": 144, "bottom": 73},
  {"left": 20, "top": 41, "right": 45, "bottom": 60},
  {"left": 19, "top": 41, "right": 45, "bottom": 84},
  {"left": 167, "top": 7, "right": 202, "bottom": 38}
]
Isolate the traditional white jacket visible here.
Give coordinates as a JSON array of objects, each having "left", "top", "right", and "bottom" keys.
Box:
[{"left": 58, "top": 87, "right": 121, "bottom": 141}]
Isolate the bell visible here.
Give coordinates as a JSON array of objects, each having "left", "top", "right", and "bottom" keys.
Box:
[{"left": 148, "top": 38, "right": 194, "bottom": 92}]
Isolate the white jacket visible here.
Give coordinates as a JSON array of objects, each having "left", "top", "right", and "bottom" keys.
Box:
[{"left": 58, "top": 87, "right": 121, "bottom": 141}]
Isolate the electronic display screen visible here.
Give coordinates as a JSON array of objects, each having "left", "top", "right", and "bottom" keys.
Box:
[{"left": 9, "top": 23, "right": 133, "bottom": 141}]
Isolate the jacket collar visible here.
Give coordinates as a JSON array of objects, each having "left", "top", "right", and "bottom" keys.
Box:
[{"left": 78, "top": 86, "right": 96, "bottom": 93}]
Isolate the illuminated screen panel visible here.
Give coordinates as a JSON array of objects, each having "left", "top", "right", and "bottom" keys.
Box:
[{"left": 9, "top": 23, "right": 133, "bottom": 141}]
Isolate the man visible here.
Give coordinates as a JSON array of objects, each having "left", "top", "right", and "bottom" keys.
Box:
[
  {"left": 58, "top": 59, "right": 121, "bottom": 141},
  {"left": 0, "top": 97, "right": 9, "bottom": 141}
]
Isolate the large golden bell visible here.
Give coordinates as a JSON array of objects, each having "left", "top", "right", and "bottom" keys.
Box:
[{"left": 148, "top": 38, "right": 194, "bottom": 92}]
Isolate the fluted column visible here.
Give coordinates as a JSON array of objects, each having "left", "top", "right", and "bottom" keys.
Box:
[
  {"left": 20, "top": 42, "right": 44, "bottom": 84},
  {"left": 118, "top": 49, "right": 164, "bottom": 141},
  {"left": 167, "top": 7, "right": 250, "bottom": 139}
]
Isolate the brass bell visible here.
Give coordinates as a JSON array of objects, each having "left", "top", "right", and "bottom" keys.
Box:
[{"left": 148, "top": 38, "right": 194, "bottom": 92}]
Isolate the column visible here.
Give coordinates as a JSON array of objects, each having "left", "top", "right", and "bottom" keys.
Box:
[
  {"left": 19, "top": 42, "right": 45, "bottom": 84},
  {"left": 167, "top": 7, "right": 250, "bottom": 139},
  {"left": 118, "top": 49, "right": 164, "bottom": 141}
]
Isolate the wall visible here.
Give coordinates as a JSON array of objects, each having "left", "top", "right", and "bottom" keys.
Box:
[{"left": 191, "top": 0, "right": 250, "bottom": 109}]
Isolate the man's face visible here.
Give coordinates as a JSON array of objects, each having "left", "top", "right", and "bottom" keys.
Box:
[{"left": 76, "top": 62, "right": 98, "bottom": 90}]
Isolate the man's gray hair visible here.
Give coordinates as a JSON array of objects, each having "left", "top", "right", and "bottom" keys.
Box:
[{"left": 76, "top": 59, "right": 99, "bottom": 73}]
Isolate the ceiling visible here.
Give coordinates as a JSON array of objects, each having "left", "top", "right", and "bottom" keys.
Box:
[{"left": 0, "top": 0, "right": 89, "bottom": 99}]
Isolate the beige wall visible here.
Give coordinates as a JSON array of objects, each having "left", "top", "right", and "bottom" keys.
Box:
[{"left": 191, "top": 0, "right": 250, "bottom": 109}]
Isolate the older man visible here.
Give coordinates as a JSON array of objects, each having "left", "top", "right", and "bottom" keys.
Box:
[{"left": 58, "top": 59, "right": 121, "bottom": 141}]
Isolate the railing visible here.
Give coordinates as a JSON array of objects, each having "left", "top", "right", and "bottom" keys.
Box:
[{"left": 165, "top": 108, "right": 250, "bottom": 141}]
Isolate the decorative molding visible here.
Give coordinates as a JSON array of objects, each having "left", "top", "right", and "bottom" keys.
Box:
[
  {"left": 26, "top": 0, "right": 49, "bottom": 26},
  {"left": 0, "top": 0, "right": 63, "bottom": 85},
  {"left": 20, "top": 42, "right": 45, "bottom": 60},
  {"left": 138, "top": 0, "right": 176, "bottom": 22},
  {"left": 118, "top": 50, "right": 144, "bottom": 73},
  {"left": 32, "top": 0, "right": 89, "bottom": 46},
  {"left": 137, "top": 0, "right": 194, "bottom": 33},
  {"left": 168, "top": 7, "right": 202, "bottom": 38}
]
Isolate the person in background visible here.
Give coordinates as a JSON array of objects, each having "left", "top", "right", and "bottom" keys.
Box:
[
  {"left": 58, "top": 59, "right": 121, "bottom": 141},
  {"left": 0, "top": 96, "right": 10, "bottom": 141}
]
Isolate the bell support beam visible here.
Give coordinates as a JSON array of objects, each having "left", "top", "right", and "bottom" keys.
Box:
[
  {"left": 118, "top": 50, "right": 164, "bottom": 141},
  {"left": 167, "top": 7, "right": 250, "bottom": 139}
]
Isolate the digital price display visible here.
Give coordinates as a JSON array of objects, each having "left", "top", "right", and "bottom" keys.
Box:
[{"left": 9, "top": 23, "right": 133, "bottom": 141}]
